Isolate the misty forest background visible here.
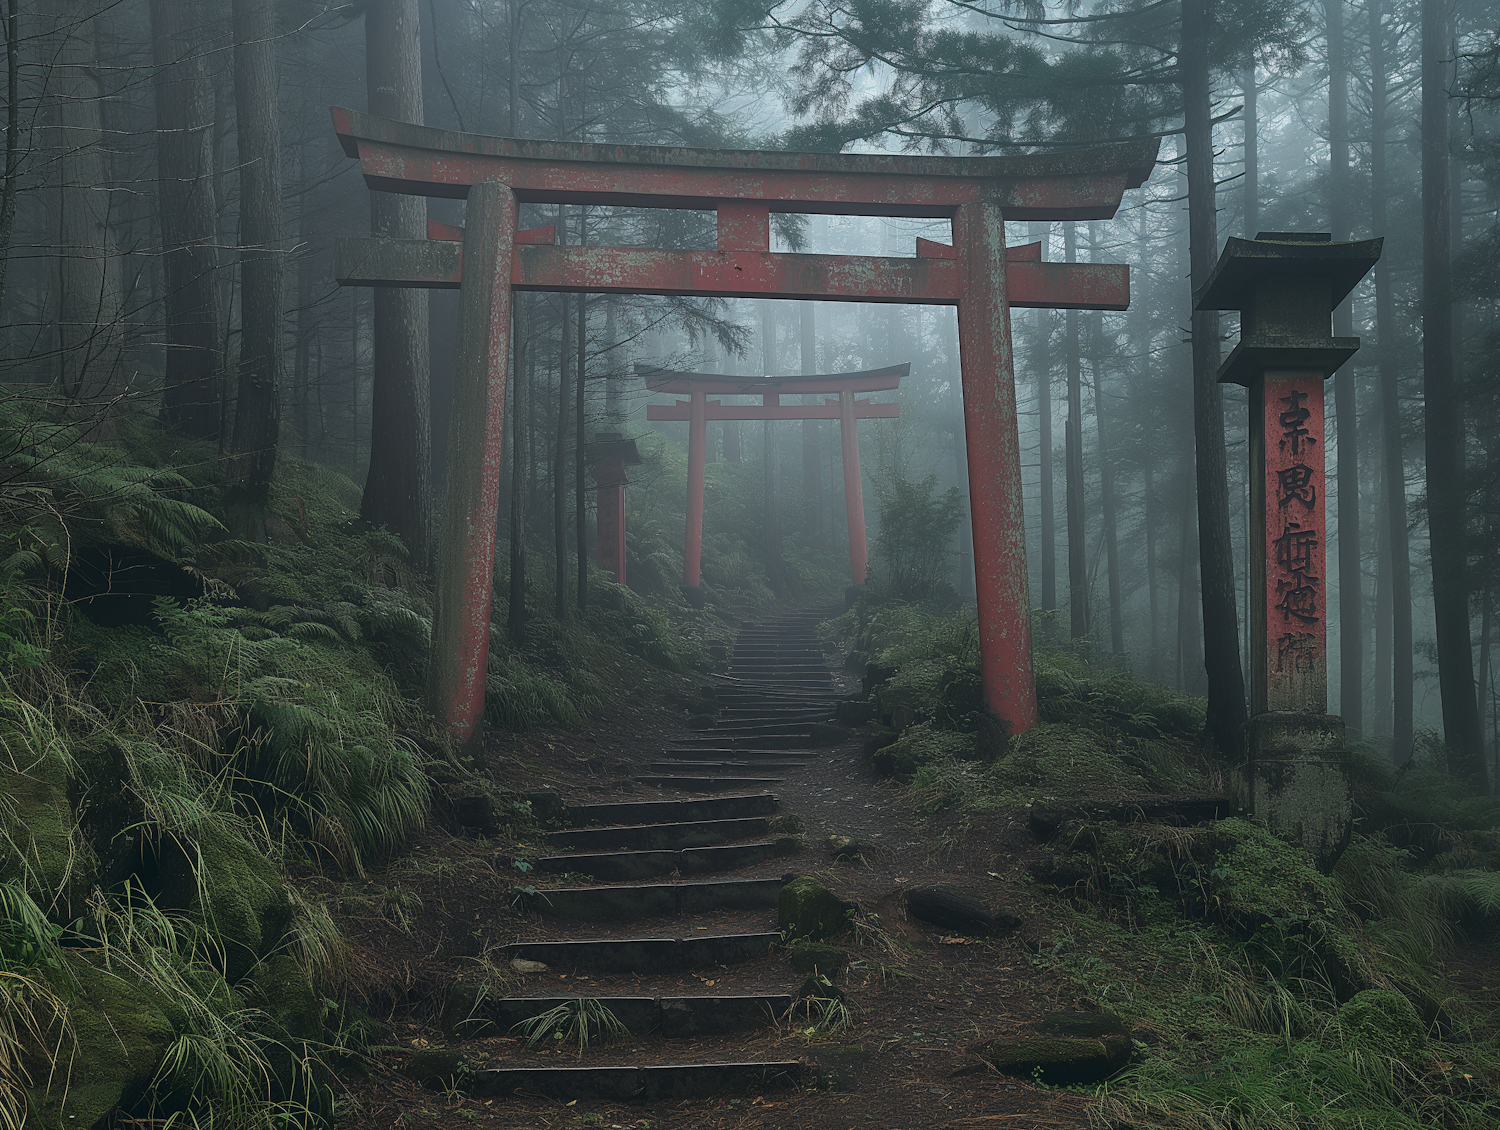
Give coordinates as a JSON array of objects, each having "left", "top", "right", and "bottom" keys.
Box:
[{"left": 11, "top": 0, "right": 1496, "bottom": 769}]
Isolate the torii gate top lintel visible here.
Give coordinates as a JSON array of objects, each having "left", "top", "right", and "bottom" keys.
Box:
[
  {"left": 637, "top": 362, "right": 909, "bottom": 397},
  {"left": 332, "top": 107, "right": 1159, "bottom": 221}
]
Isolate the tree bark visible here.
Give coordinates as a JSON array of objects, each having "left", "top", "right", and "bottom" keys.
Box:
[
  {"left": 1242, "top": 58, "right": 1258, "bottom": 238},
  {"left": 228, "top": 0, "right": 283, "bottom": 539},
  {"left": 362, "top": 0, "right": 432, "bottom": 565},
  {"left": 1182, "top": 0, "right": 1247, "bottom": 750},
  {"left": 508, "top": 298, "right": 528, "bottom": 640},
  {"left": 1029, "top": 221, "right": 1057, "bottom": 612},
  {"left": 0, "top": 0, "right": 20, "bottom": 310},
  {"left": 151, "top": 0, "right": 222, "bottom": 440},
  {"left": 1064, "top": 225, "right": 1088, "bottom": 639},
  {"left": 44, "top": 1, "right": 124, "bottom": 421},
  {"left": 1326, "top": 0, "right": 1362, "bottom": 738},
  {"left": 1421, "top": 0, "right": 1485, "bottom": 790},
  {"left": 555, "top": 292, "right": 571, "bottom": 619},
  {"left": 1369, "top": 0, "right": 1412, "bottom": 760},
  {"left": 1093, "top": 307, "right": 1124, "bottom": 659}
]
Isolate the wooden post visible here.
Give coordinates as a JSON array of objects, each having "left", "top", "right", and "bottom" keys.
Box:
[
  {"left": 954, "top": 201, "right": 1038, "bottom": 735},
  {"left": 838, "top": 389, "right": 869, "bottom": 586},
  {"left": 683, "top": 388, "right": 707, "bottom": 597},
  {"left": 427, "top": 180, "right": 516, "bottom": 751}
]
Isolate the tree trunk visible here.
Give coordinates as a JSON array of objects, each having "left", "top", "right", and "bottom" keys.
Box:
[
  {"left": 575, "top": 254, "right": 588, "bottom": 611},
  {"left": 1369, "top": 0, "right": 1412, "bottom": 760},
  {"left": 1177, "top": 468, "right": 1203, "bottom": 693},
  {"left": 555, "top": 292, "right": 571, "bottom": 620},
  {"left": 1242, "top": 58, "right": 1258, "bottom": 238},
  {"left": 362, "top": 0, "right": 432, "bottom": 566},
  {"left": 1182, "top": 0, "right": 1247, "bottom": 751},
  {"left": 228, "top": 0, "right": 283, "bottom": 540},
  {"left": 1030, "top": 221, "right": 1057, "bottom": 612},
  {"left": 44, "top": 1, "right": 124, "bottom": 421},
  {"left": 151, "top": 0, "right": 221, "bottom": 440},
  {"left": 1421, "top": 0, "right": 1485, "bottom": 790},
  {"left": 760, "top": 304, "right": 785, "bottom": 590},
  {"left": 800, "top": 302, "right": 822, "bottom": 541},
  {"left": 604, "top": 297, "right": 621, "bottom": 420},
  {"left": 1146, "top": 465, "right": 1161, "bottom": 681},
  {"left": 1094, "top": 308, "right": 1124, "bottom": 659},
  {"left": 1326, "top": 0, "right": 1363, "bottom": 737},
  {"left": 1064, "top": 225, "right": 1088, "bottom": 639},
  {"left": 0, "top": 0, "right": 21, "bottom": 309},
  {"left": 508, "top": 298, "right": 528, "bottom": 640}
]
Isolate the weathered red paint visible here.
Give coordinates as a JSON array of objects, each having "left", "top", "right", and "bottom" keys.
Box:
[
  {"left": 683, "top": 390, "right": 707, "bottom": 588},
  {"left": 718, "top": 201, "right": 771, "bottom": 250},
  {"left": 918, "top": 238, "right": 1042, "bottom": 263},
  {"left": 426, "top": 181, "right": 515, "bottom": 750},
  {"left": 591, "top": 456, "right": 628, "bottom": 584},
  {"left": 333, "top": 108, "right": 1157, "bottom": 220},
  {"left": 333, "top": 107, "right": 1155, "bottom": 741},
  {"left": 840, "top": 388, "right": 870, "bottom": 586},
  {"left": 640, "top": 363, "right": 906, "bottom": 396},
  {"left": 646, "top": 399, "right": 898, "bottom": 422},
  {"left": 955, "top": 201, "right": 1038, "bottom": 734},
  {"left": 338, "top": 236, "right": 1128, "bottom": 310},
  {"left": 1252, "top": 371, "right": 1328, "bottom": 714}
]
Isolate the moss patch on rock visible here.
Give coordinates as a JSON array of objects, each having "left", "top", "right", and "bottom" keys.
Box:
[
  {"left": 27, "top": 953, "right": 174, "bottom": 1130},
  {"left": 778, "top": 876, "right": 851, "bottom": 941}
]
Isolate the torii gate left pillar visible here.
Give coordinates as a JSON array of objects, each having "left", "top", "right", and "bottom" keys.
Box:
[{"left": 331, "top": 107, "right": 1156, "bottom": 751}]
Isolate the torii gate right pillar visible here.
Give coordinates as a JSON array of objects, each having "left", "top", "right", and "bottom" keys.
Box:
[{"left": 956, "top": 202, "right": 1037, "bottom": 735}]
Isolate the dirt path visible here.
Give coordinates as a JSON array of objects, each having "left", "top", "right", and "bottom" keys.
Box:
[{"left": 337, "top": 608, "right": 1094, "bottom": 1130}]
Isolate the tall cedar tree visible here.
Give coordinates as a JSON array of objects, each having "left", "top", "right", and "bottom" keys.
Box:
[
  {"left": 151, "top": 0, "right": 221, "bottom": 441},
  {"left": 228, "top": 0, "right": 282, "bottom": 539},
  {"left": 363, "top": 0, "right": 433, "bottom": 566},
  {"left": 1422, "top": 0, "right": 1486, "bottom": 791}
]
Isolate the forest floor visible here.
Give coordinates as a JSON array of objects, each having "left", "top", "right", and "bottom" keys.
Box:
[
  {"left": 326, "top": 608, "right": 1500, "bottom": 1130},
  {"left": 323, "top": 617, "right": 1097, "bottom": 1130}
]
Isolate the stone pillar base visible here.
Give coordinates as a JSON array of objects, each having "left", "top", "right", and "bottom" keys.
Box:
[
  {"left": 681, "top": 584, "right": 705, "bottom": 609},
  {"left": 1238, "top": 712, "right": 1352, "bottom": 872}
]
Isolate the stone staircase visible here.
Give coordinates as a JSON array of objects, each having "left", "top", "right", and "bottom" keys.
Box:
[{"left": 477, "top": 608, "right": 842, "bottom": 1102}]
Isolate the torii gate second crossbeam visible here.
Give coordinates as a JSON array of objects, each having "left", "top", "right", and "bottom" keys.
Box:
[
  {"left": 330, "top": 106, "right": 1157, "bottom": 752},
  {"left": 639, "top": 363, "right": 906, "bottom": 595}
]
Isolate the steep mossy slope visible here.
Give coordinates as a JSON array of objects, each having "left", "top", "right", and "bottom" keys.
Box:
[{"left": 826, "top": 598, "right": 1500, "bottom": 1130}]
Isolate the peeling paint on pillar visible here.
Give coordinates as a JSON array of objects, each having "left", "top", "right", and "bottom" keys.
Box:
[
  {"left": 426, "top": 180, "right": 515, "bottom": 751},
  {"left": 683, "top": 390, "right": 707, "bottom": 588},
  {"left": 955, "top": 202, "right": 1038, "bottom": 734}
]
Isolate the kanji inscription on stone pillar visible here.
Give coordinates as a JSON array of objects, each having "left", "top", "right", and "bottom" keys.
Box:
[{"left": 1258, "top": 372, "right": 1327, "bottom": 712}]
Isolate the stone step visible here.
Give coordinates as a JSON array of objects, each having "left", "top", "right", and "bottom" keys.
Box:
[
  {"left": 536, "top": 838, "right": 800, "bottom": 881},
  {"left": 632, "top": 774, "right": 785, "bottom": 790},
  {"left": 526, "top": 876, "right": 785, "bottom": 919},
  {"left": 664, "top": 735, "right": 817, "bottom": 751},
  {"left": 544, "top": 816, "right": 771, "bottom": 852},
  {"left": 689, "top": 722, "right": 819, "bottom": 737},
  {"left": 563, "top": 793, "right": 777, "bottom": 828},
  {"left": 647, "top": 760, "right": 805, "bottom": 774},
  {"left": 472, "top": 1061, "right": 802, "bottom": 1101},
  {"left": 507, "top": 931, "right": 779, "bottom": 973},
  {"left": 479, "top": 993, "right": 793, "bottom": 1037},
  {"left": 661, "top": 748, "right": 819, "bottom": 760}
]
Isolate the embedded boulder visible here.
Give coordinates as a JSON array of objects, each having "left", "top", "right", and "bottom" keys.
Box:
[
  {"left": 156, "top": 821, "right": 293, "bottom": 982},
  {"left": 778, "top": 876, "right": 852, "bottom": 940},
  {"left": 27, "top": 953, "right": 175, "bottom": 1130},
  {"left": 906, "top": 883, "right": 1020, "bottom": 936},
  {"left": 825, "top": 834, "right": 863, "bottom": 862},
  {"left": 1036, "top": 1010, "right": 1131, "bottom": 1040},
  {"left": 982, "top": 1034, "right": 1132, "bottom": 1085},
  {"left": 1330, "top": 989, "right": 1427, "bottom": 1060},
  {"left": 788, "top": 940, "right": 847, "bottom": 976}
]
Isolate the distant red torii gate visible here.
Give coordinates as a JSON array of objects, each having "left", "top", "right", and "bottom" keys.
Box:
[
  {"left": 640, "top": 363, "right": 906, "bottom": 595},
  {"left": 329, "top": 106, "right": 1157, "bottom": 752}
]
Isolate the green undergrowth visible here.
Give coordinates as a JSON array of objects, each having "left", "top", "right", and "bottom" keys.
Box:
[
  {"left": 0, "top": 404, "right": 716, "bottom": 1128},
  {"left": 822, "top": 597, "right": 1500, "bottom": 1129}
]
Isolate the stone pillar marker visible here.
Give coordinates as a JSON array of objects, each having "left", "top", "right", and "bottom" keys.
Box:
[
  {"left": 586, "top": 432, "right": 641, "bottom": 586},
  {"left": 1194, "top": 231, "right": 1381, "bottom": 869}
]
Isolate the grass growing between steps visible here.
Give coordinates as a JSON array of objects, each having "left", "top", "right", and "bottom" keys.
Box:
[{"left": 821, "top": 599, "right": 1500, "bottom": 1130}]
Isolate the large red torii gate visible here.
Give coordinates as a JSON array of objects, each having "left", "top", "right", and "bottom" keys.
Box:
[
  {"left": 330, "top": 107, "right": 1156, "bottom": 751},
  {"left": 640, "top": 362, "right": 906, "bottom": 597}
]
